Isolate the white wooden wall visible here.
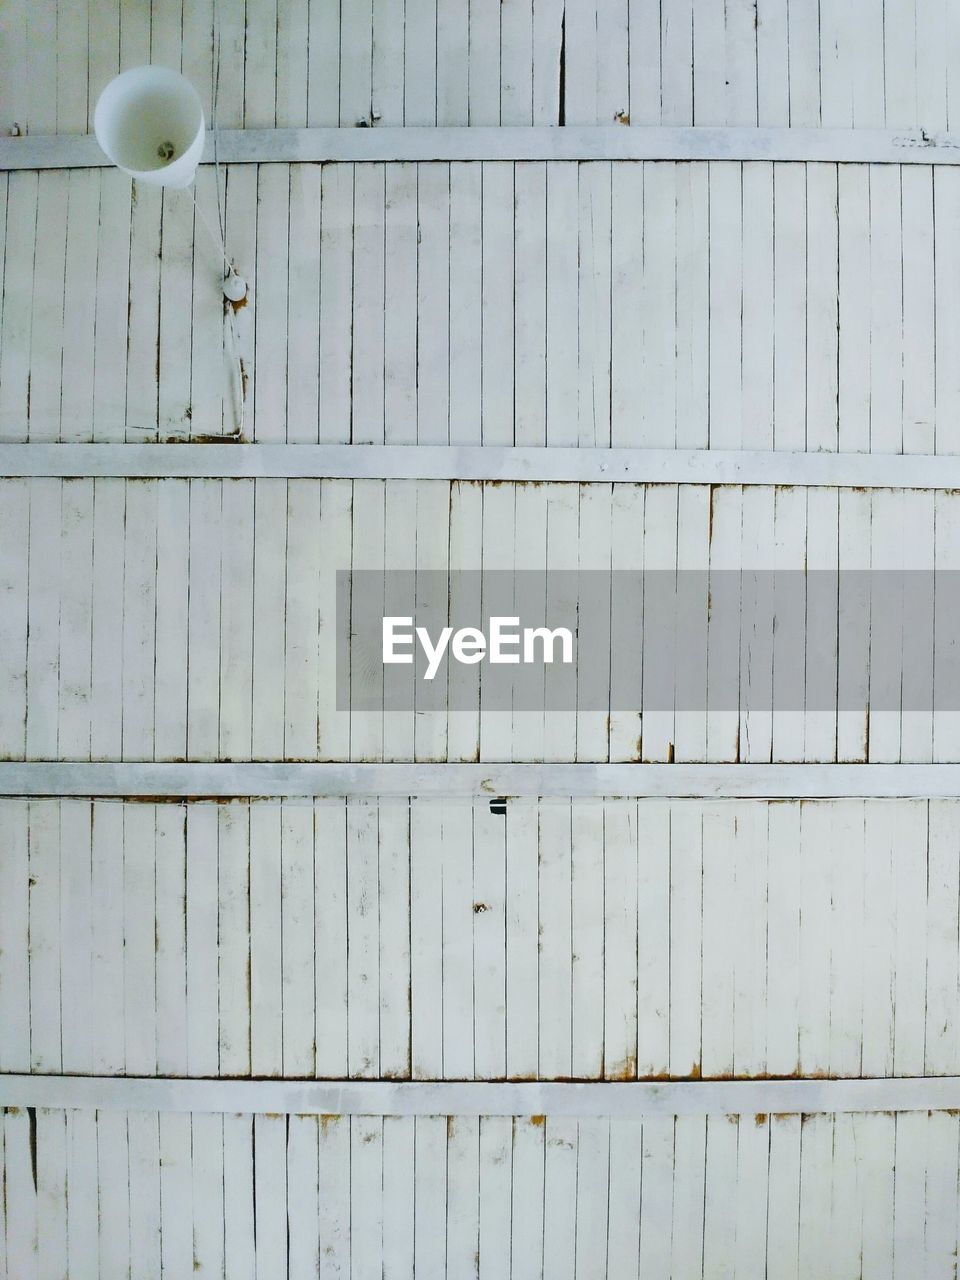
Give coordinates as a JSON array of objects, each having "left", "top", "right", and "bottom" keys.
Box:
[
  {"left": 2, "top": 0, "right": 959, "bottom": 132},
  {"left": 4, "top": 161, "right": 960, "bottom": 451},
  {"left": 2, "top": 796, "right": 959, "bottom": 1083},
  {"left": 5, "top": 1, "right": 960, "bottom": 1276},
  {"left": 4, "top": 1107, "right": 960, "bottom": 1279},
  {"left": 1, "top": 477, "right": 958, "bottom": 764}
]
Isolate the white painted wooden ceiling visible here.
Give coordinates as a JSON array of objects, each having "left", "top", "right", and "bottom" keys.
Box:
[{"left": 3, "top": 1, "right": 960, "bottom": 1276}]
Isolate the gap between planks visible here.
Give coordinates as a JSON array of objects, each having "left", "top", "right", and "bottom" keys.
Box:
[
  {"left": 4, "top": 127, "right": 960, "bottom": 171},
  {"left": 1, "top": 1074, "right": 959, "bottom": 1116},
  {"left": 4, "top": 763, "right": 960, "bottom": 798},
  {"left": 2, "top": 445, "right": 960, "bottom": 487}
]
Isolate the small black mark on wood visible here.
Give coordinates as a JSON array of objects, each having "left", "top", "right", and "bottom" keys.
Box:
[{"left": 489, "top": 797, "right": 507, "bottom": 816}]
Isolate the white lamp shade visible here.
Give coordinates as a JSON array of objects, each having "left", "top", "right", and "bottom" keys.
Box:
[{"left": 94, "top": 65, "right": 205, "bottom": 188}]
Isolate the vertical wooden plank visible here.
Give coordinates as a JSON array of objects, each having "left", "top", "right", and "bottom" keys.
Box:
[
  {"left": 3, "top": 1109, "right": 38, "bottom": 1280},
  {"left": 505, "top": 800, "right": 540, "bottom": 1079},
  {"left": 253, "top": 1115, "right": 288, "bottom": 1280},
  {"left": 481, "top": 163, "right": 515, "bottom": 444},
  {"left": 253, "top": 166, "right": 290, "bottom": 442},
  {"left": 155, "top": 803, "right": 188, "bottom": 1076},
  {"left": 279, "top": 800, "right": 317, "bottom": 1076},
  {"left": 27, "top": 173, "right": 67, "bottom": 441},
  {"left": 740, "top": 162, "right": 774, "bottom": 450},
  {"left": 700, "top": 806, "right": 736, "bottom": 1077},
  {"left": 317, "top": 479, "right": 352, "bottom": 761},
  {"left": 283, "top": 480, "right": 321, "bottom": 759},
  {"left": 419, "top": 165, "right": 453, "bottom": 445},
  {"left": 410, "top": 797, "right": 443, "bottom": 1079},
  {"left": 120, "top": 481, "right": 158, "bottom": 759},
  {"left": 478, "top": 1116, "right": 513, "bottom": 1278},
  {"left": 223, "top": 1114, "right": 256, "bottom": 1280},
  {"left": 925, "top": 801, "right": 960, "bottom": 1073},
  {"left": 668, "top": 802, "right": 703, "bottom": 1078},
  {"left": 574, "top": 1118, "right": 610, "bottom": 1275},
  {"left": 609, "top": 798, "right": 640, "bottom": 1080},
  {"left": 339, "top": 0, "right": 374, "bottom": 124},
  {"left": 29, "top": 801, "right": 61, "bottom": 1071},
  {"left": 59, "top": 800, "right": 93, "bottom": 1074},
  {"left": 351, "top": 1116, "right": 385, "bottom": 1278},
  {"left": 36, "top": 1109, "right": 68, "bottom": 1280},
  {"left": 766, "top": 1114, "right": 802, "bottom": 1278},
  {"left": 474, "top": 801, "right": 508, "bottom": 1078},
  {"left": 218, "top": 802, "right": 250, "bottom": 1076},
  {"left": 538, "top": 801, "right": 572, "bottom": 1077},
  {"left": 218, "top": 479, "right": 255, "bottom": 759},
  {"left": 450, "top": 1121, "right": 483, "bottom": 1269},
  {"left": 448, "top": 164, "right": 483, "bottom": 446},
  {"left": 319, "top": 164, "right": 354, "bottom": 441},
  {"left": 0, "top": 479, "right": 29, "bottom": 755},
  {"left": 838, "top": 166, "right": 872, "bottom": 453},
  {"left": 250, "top": 802, "right": 283, "bottom": 1076},
  {"left": 513, "top": 163, "right": 547, "bottom": 447},
  {"left": 56, "top": 482, "right": 94, "bottom": 758},
  {"left": 159, "top": 1113, "right": 194, "bottom": 1278},
  {"left": 442, "top": 799, "right": 476, "bottom": 1078},
  {"left": 351, "top": 164, "right": 386, "bottom": 444},
  {"left": 382, "top": 1115, "right": 415, "bottom": 1276},
  {"left": 766, "top": 801, "right": 800, "bottom": 1075},
  {"left": 670, "top": 1115, "right": 706, "bottom": 1277},
  {"left": 127, "top": 1112, "right": 162, "bottom": 1280},
  {"left": 636, "top": 800, "right": 671, "bottom": 1077},
  {"left": 378, "top": 798, "right": 412, "bottom": 1077},
  {"left": 96, "top": 1111, "right": 130, "bottom": 1280},
  {"left": 413, "top": 1117, "right": 447, "bottom": 1277},
  {"left": 545, "top": 162, "right": 579, "bottom": 446},
  {"left": 773, "top": 165, "right": 808, "bottom": 450},
  {"left": 287, "top": 165, "right": 322, "bottom": 442},
  {"left": 190, "top": 1113, "right": 225, "bottom": 1278},
  {"left": 251, "top": 478, "right": 287, "bottom": 760},
  {"left": 186, "top": 479, "right": 223, "bottom": 760},
  {"left": 90, "top": 802, "right": 125, "bottom": 1074},
  {"left": 122, "top": 805, "right": 156, "bottom": 1075},
  {"left": 154, "top": 480, "right": 189, "bottom": 760},
  {"left": 798, "top": 802, "right": 833, "bottom": 1075},
  {"left": 384, "top": 164, "right": 418, "bottom": 445},
  {"left": 25, "top": 479, "right": 61, "bottom": 759},
  {"left": 157, "top": 188, "right": 195, "bottom": 438},
  {"left": 510, "top": 1116, "right": 546, "bottom": 1277},
  {"left": 317, "top": 1117, "right": 351, "bottom": 1273},
  {"left": 708, "top": 163, "right": 743, "bottom": 446},
  {"left": 638, "top": 1116, "right": 675, "bottom": 1276},
  {"left": 610, "top": 164, "right": 643, "bottom": 447},
  {"left": 0, "top": 801, "right": 30, "bottom": 1070},
  {"left": 404, "top": 0, "right": 437, "bottom": 124},
  {"left": 347, "top": 799, "right": 381, "bottom": 1076},
  {"left": 371, "top": 0, "right": 404, "bottom": 123},
  {"left": 577, "top": 162, "right": 612, "bottom": 446},
  {"left": 315, "top": 799, "right": 349, "bottom": 1077},
  {"left": 287, "top": 1115, "right": 320, "bottom": 1278},
  {"left": 0, "top": 173, "right": 38, "bottom": 441},
  {"left": 60, "top": 172, "right": 98, "bottom": 442},
  {"left": 185, "top": 805, "right": 219, "bottom": 1076},
  {"left": 869, "top": 166, "right": 904, "bottom": 454}
]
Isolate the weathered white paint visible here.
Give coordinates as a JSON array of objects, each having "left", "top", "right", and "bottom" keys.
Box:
[
  {"left": 4, "top": 1108, "right": 958, "bottom": 1276},
  {"left": 2, "top": 162, "right": 956, "bottom": 451},
  {"left": 5, "top": 797, "right": 954, "bottom": 1083},
  {"left": 2, "top": 1073, "right": 959, "bottom": 1115},
  {"left": 6, "top": 126, "right": 960, "bottom": 170},
  {"left": 3, "top": 762, "right": 960, "bottom": 797},
  {"left": 4, "top": 442, "right": 960, "bottom": 486}
]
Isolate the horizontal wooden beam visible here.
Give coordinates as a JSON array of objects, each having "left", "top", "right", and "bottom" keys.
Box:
[
  {"left": 3, "top": 763, "right": 960, "bottom": 799},
  {"left": 0, "top": 443, "right": 957, "bottom": 487},
  {"left": 1, "top": 1073, "right": 957, "bottom": 1116},
  {"left": 3, "top": 126, "right": 960, "bottom": 171}
]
